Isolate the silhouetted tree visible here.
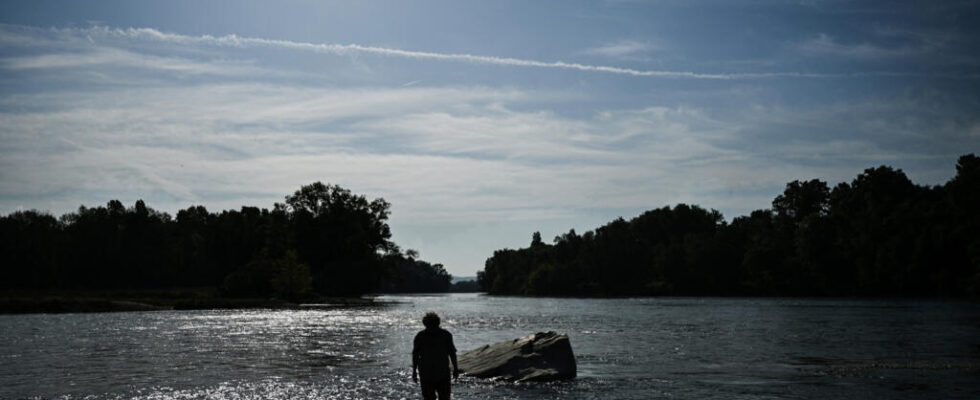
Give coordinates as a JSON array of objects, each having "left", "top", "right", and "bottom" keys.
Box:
[
  {"left": 377, "top": 251, "right": 451, "bottom": 293},
  {"left": 479, "top": 155, "right": 979, "bottom": 298},
  {"left": 449, "top": 280, "right": 481, "bottom": 292},
  {"left": 0, "top": 182, "right": 446, "bottom": 298},
  {"left": 773, "top": 179, "right": 830, "bottom": 224},
  {"left": 4, "top": 156, "right": 978, "bottom": 299},
  {"left": 285, "top": 182, "right": 394, "bottom": 296},
  {"left": 0, "top": 210, "right": 61, "bottom": 289}
]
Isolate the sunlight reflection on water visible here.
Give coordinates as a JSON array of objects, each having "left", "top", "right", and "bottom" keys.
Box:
[{"left": 1, "top": 294, "right": 978, "bottom": 399}]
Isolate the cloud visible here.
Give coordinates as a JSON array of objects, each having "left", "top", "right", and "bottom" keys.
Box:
[
  {"left": 796, "top": 33, "right": 939, "bottom": 59},
  {"left": 5, "top": 76, "right": 970, "bottom": 216},
  {"left": 0, "top": 85, "right": 556, "bottom": 213},
  {"left": 582, "top": 40, "right": 659, "bottom": 59},
  {"left": 0, "top": 77, "right": 788, "bottom": 226},
  {"left": 9, "top": 78, "right": 951, "bottom": 226},
  {"left": 1, "top": 46, "right": 261, "bottom": 76}
]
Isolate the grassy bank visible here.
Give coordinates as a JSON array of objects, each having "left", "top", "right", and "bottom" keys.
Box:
[{"left": 0, "top": 288, "right": 378, "bottom": 314}]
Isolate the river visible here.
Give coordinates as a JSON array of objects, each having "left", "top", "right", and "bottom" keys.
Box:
[{"left": 1, "top": 294, "right": 978, "bottom": 399}]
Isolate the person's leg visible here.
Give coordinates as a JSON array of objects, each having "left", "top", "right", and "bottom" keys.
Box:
[
  {"left": 420, "top": 379, "right": 437, "bottom": 400},
  {"left": 436, "top": 378, "right": 451, "bottom": 400}
]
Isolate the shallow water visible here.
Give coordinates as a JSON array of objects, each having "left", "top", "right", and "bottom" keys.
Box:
[{"left": 1, "top": 294, "right": 978, "bottom": 399}]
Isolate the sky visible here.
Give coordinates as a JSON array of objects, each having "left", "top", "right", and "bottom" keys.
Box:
[{"left": 1, "top": 0, "right": 978, "bottom": 277}]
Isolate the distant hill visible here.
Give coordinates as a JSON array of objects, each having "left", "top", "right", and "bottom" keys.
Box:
[{"left": 451, "top": 276, "right": 476, "bottom": 284}]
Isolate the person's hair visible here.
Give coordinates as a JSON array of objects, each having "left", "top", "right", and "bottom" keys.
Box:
[{"left": 422, "top": 312, "right": 440, "bottom": 328}]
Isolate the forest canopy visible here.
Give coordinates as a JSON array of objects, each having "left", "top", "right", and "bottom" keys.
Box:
[
  {"left": 479, "top": 154, "right": 980, "bottom": 298},
  {"left": 5, "top": 155, "right": 979, "bottom": 300},
  {"left": 0, "top": 182, "right": 450, "bottom": 299}
]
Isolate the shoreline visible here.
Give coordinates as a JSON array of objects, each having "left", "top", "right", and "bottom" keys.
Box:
[{"left": 0, "top": 289, "right": 381, "bottom": 314}]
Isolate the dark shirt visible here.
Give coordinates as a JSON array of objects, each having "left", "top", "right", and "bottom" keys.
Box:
[{"left": 413, "top": 327, "right": 457, "bottom": 380}]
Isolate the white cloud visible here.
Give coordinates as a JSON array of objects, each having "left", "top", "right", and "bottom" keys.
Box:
[
  {"left": 0, "top": 83, "right": 711, "bottom": 215},
  {"left": 5, "top": 77, "right": 965, "bottom": 221},
  {"left": 582, "top": 40, "right": 659, "bottom": 59},
  {"left": 5, "top": 78, "right": 905, "bottom": 227},
  {"left": 796, "top": 33, "right": 936, "bottom": 59},
  {"left": 0, "top": 76, "right": 776, "bottom": 227},
  {"left": 1, "top": 46, "right": 262, "bottom": 76}
]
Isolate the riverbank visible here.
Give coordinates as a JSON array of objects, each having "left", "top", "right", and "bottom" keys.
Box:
[{"left": 0, "top": 288, "right": 379, "bottom": 314}]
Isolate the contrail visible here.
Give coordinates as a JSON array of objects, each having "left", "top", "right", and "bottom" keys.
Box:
[
  {"left": 11, "top": 24, "right": 964, "bottom": 80},
  {"left": 97, "top": 26, "right": 819, "bottom": 80}
]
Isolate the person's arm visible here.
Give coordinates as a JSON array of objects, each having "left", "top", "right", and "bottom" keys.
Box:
[
  {"left": 450, "top": 351, "right": 459, "bottom": 380},
  {"left": 448, "top": 333, "right": 459, "bottom": 380},
  {"left": 412, "top": 335, "right": 420, "bottom": 383}
]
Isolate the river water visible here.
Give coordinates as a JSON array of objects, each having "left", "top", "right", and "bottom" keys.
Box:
[{"left": 1, "top": 294, "right": 978, "bottom": 399}]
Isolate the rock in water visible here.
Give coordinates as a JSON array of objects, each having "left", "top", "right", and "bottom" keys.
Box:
[{"left": 458, "top": 331, "right": 576, "bottom": 382}]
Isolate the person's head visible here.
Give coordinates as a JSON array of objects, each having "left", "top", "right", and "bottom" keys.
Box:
[{"left": 422, "top": 312, "right": 440, "bottom": 329}]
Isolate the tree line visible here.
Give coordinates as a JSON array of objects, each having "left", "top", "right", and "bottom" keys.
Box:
[
  {"left": 0, "top": 182, "right": 451, "bottom": 299},
  {"left": 479, "top": 154, "right": 980, "bottom": 297}
]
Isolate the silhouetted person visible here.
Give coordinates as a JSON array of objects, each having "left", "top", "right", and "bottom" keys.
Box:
[{"left": 412, "top": 312, "right": 459, "bottom": 400}]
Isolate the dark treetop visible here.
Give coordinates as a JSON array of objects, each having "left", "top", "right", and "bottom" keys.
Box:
[
  {"left": 0, "top": 182, "right": 450, "bottom": 300},
  {"left": 479, "top": 154, "right": 980, "bottom": 298}
]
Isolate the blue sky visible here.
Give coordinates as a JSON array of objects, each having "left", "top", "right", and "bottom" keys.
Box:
[{"left": 2, "top": 1, "right": 978, "bottom": 276}]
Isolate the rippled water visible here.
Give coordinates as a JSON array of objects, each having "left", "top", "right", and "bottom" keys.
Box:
[{"left": 1, "top": 294, "right": 979, "bottom": 399}]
